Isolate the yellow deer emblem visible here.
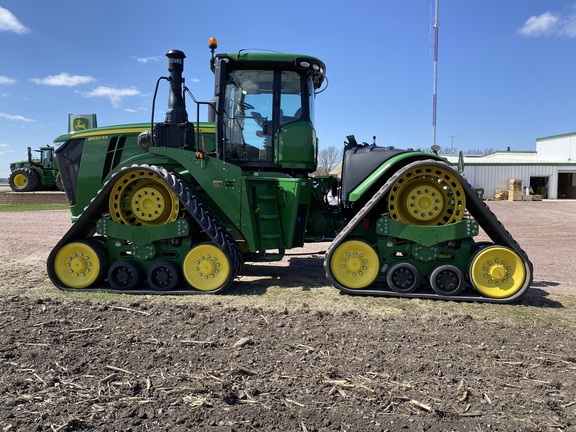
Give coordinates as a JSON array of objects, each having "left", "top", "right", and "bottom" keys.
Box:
[{"left": 74, "top": 118, "right": 89, "bottom": 131}]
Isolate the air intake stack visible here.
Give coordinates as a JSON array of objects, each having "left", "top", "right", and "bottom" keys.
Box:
[
  {"left": 149, "top": 49, "right": 194, "bottom": 150},
  {"left": 165, "top": 50, "right": 187, "bottom": 124}
]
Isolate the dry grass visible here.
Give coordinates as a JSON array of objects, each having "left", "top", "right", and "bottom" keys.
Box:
[{"left": 36, "top": 274, "right": 576, "bottom": 333}]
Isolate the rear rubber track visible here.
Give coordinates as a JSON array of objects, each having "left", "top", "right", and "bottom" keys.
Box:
[
  {"left": 323, "top": 159, "right": 534, "bottom": 303},
  {"left": 47, "top": 164, "right": 241, "bottom": 294}
]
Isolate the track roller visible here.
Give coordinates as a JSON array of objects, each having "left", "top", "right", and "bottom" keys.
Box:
[
  {"left": 429, "top": 265, "right": 465, "bottom": 296},
  {"left": 107, "top": 261, "right": 143, "bottom": 290},
  {"left": 386, "top": 262, "right": 420, "bottom": 293},
  {"left": 147, "top": 261, "right": 180, "bottom": 291}
]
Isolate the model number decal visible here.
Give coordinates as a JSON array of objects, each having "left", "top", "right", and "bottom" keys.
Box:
[{"left": 87, "top": 135, "right": 109, "bottom": 141}]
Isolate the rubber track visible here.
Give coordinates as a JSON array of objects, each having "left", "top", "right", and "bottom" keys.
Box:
[
  {"left": 47, "top": 164, "right": 241, "bottom": 294},
  {"left": 323, "top": 159, "right": 534, "bottom": 303}
]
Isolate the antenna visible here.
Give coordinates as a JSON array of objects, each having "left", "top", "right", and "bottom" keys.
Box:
[{"left": 432, "top": 0, "right": 439, "bottom": 148}]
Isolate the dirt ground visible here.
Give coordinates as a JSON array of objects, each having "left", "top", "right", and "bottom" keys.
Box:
[{"left": 1, "top": 200, "right": 576, "bottom": 431}]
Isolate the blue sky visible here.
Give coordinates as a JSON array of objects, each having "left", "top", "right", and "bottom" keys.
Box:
[{"left": 1, "top": 1, "right": 576, "bottom": 177}]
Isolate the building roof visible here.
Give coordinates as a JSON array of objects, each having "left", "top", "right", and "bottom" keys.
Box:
[
  {"left": 536, "top": 131, "right": 576, "bottom": 142},
  {"left": 445, "top": 150, "right": 576, "bottom": 166}
]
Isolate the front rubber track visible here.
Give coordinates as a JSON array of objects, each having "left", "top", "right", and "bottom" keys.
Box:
[
  {"left": 47, "top": 164, "right": 241, "bottom": 294},
  {"left": 324, "top": 159, "right": 534, "bottom": 303}
]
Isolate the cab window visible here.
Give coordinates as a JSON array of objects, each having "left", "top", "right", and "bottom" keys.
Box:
[
  {"left": 223, "top": 70, "right": 274, "bottom": 161},
  {"left": 222, "top": 69, "right": 306, "bottom": 162},
  {"left": 279, "top": 71, "right": 303, "bottom": 125}
]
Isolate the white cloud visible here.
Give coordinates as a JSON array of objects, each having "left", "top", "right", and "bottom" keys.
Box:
[
  {"left": 0, "top": 76, "right": 16, "bottom": 85},
  {"left": 0, "top": 149, "right": 13, "bottom": 158},
  {"left": 0, "top": 146, "right": 14, "bottom": 158},
  {"left": 0, "top": 6, "right": 29, "bottom": 34},
  {"left": 518, "top": 12, "right": 559, "bottom": 37},
  {"left": 134, "top": 56, "right": 161, "bottom": 64},
  {"left": 0, "top": 112, "right": 33, "bottom": 122},
  {"left": 31, "top": 73, "right": 95, "bottom": 87},
  {"left": 81, "top": 86, "right": 141, "bottom": 107},
  {"left": 518, "top": 9, "right": 576, "bottom": 38},
  {"left": 124, "top": 107, "right": 147, "bottom": 114},
  {"left": 563, "top": 13, "right": 576, "bottom": 37}
]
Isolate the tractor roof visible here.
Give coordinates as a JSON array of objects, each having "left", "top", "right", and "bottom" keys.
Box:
[{"left": 215, "top": 51, "right": 326, "bottom": 89}]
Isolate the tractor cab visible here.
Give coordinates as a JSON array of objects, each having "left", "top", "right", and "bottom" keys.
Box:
[
  {"left": 24, "top": 146, "right": 55, "bottom": 169},
  {"left": 37, "top": 146, "right": 56, "bottom": 169},
  {"left": 210, "top": 46, "right": 326, "bottom": 175}
]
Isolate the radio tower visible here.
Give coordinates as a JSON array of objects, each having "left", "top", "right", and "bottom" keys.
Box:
[{"left": 432, "top": 0, "right": 440, "bottom": 149}]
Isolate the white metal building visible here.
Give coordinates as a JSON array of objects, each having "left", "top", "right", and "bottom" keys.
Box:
[{"left": 445, "top": 132, "right": 576, "bottom": 200}]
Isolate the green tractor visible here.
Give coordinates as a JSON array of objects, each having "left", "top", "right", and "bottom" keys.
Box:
[
  {"left": 9, "top": 146, "right": 63, "bottom": 192},
  {"left": 47, "top": 38, "right": 533, "bottom": 302}
]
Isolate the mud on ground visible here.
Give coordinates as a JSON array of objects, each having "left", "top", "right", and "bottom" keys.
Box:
[{"left": 0, "top": 201, "right": 575, "bottom": 431}]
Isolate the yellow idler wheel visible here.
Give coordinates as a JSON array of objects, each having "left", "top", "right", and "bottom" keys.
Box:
[
  {"left": 13, "top": 173, "right": 28, "bottom": 189},
  {"left": 53, "top": 239, "right": 106, "bottom": 289},
  {"left": 183, "top": 243, "right": 231, "bottom": 292},
  {"left": 469, "top": 246, "right": 526, "bottom": 299},
  {"left": 109, "top": 169, "right": 180, "bottom": 226},
  {"left": 388, "top": 164, "right": 465, "bottom": 225},
  {"left": 329, "top": 240, "right": 379, "bottom": 289}
]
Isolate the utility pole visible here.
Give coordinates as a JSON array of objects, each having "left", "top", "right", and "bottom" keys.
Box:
[
  {"left": 432, "top": 0, "right": 439, "bottom": 149},
  {"left": 447, "top": 135, "right": 460, "bottom": 153}
]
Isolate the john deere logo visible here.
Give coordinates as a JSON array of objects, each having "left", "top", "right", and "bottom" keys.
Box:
[{"left": 73, "top": 118, "right": 90, "bottom": 131}]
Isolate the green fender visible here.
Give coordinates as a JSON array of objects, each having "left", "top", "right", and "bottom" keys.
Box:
[{"left": 347, "top": 152, "right": 446, "bottom": 203}]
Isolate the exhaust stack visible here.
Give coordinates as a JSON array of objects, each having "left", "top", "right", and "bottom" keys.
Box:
[
  {"left": 165, "top": 50, "right": 188, "bottom": 124},
  {"left": 139, "top": 49, "right": 194, "bottom": 151}
]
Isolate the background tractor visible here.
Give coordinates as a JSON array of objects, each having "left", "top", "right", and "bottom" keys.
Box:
[
  {"left": 47, "top": 39, "right": 533, "bottom": 302},
  {"left": 9, "top": 146, "right": 63, "bottom": 192}
]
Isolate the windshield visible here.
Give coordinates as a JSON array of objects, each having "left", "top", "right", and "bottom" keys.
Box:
[
  {"left": 222, "top": 69, "right": 305, "bottom": 162},
  {"left": 40, "top": 148, "right": 53, "bottom": 167}
]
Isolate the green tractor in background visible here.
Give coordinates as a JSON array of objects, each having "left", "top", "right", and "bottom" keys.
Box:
[
  {"left": 7, "top": 115, "right": 96, "bottom": 192},
  {"left": 47, "top": 38, "right": 533, "bottom": 302},
  {"left": 9, "top": 146, "right": 63, "bottom": 192}
]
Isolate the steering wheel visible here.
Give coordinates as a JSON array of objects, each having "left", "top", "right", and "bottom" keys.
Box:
[
  {"left": 251, "top": 111, "right": 264, "bottom": 126},
  {"left": 240, "top": 101, "right": 255, "bottom": 110}
]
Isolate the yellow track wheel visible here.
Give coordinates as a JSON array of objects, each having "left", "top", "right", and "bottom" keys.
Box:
[
  {"left": 388, "top": 164, "right": 465, "bottom": 225},
  {"left": 53, "top": 239, "right": 106, "bottom": 289},
  {"left": 469, "top": 245, "right": 526, "bottom": 299},
  {"left": 109, "top": 169, "right": 180, "bottom": 226},
  {"left": 183, "top": 243, "right": 231, "bottom": 291},
  {"left": 329, "top": 240, "right": 379, "bottom": 289}
]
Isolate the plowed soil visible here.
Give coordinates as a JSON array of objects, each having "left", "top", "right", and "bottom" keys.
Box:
[{"left": 1, "top": 200, "right": 576, "bottom": 431}]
